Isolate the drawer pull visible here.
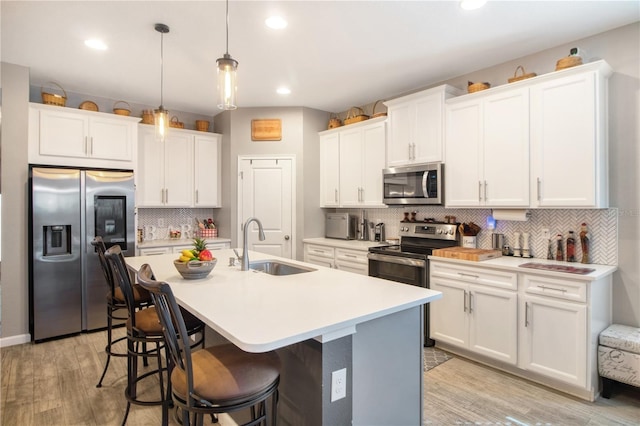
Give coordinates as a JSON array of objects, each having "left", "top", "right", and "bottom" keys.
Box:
[
  {"left": 459, "top": 272, "right": 480, "bottom": 279},
  {"left": 537, "top": 285, "right": 567, "bottom": 293},
  {"left": 344, "top": 254, "right": 357, "bottom": 258},
  {"left": 312, "top": 249, "right": 325, "bottom": 254}
]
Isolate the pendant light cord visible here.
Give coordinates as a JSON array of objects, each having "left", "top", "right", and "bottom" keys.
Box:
[
  {"left": 225, "top": 0, "right": 229, "bottom": 55},
  {"left": 160, "top": 30, "right": 164, "bottom": 107}
]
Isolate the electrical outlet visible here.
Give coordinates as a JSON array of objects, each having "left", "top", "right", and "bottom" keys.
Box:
[
  {"left": 541, "top": 228, "right": 550, "bottom": 240},
  {"left": 158, "top": 218, "right": 165, "bottom": 227},
  {"left": 331, "top": 368, "right": 347, "bottom": 402}
]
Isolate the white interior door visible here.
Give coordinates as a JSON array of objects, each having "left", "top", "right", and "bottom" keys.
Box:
[{"left": 238, "top": 157, "right": 294, "bottom": 259}]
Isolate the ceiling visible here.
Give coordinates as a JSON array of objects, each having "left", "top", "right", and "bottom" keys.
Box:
[{"left": 2, "top": 1, "right": 639, "bottom": 117}]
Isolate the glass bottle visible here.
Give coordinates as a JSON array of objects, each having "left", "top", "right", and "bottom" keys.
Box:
[{"left": 566, "top": 231, "right": 576, "bottom": 262}]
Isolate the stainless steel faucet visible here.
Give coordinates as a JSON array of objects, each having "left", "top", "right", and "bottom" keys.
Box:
[{"left": 241, "top": 217, "right": 266, "bottom": 271}]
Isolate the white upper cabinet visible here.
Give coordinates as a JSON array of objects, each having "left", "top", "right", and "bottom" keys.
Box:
[
  {"left": 446, "top": 88, "right": 530, "bottom": 207},
  {"left": 319, "top": 117, "right": 387, "bottom": 208},
  {"left": 194, "top": 134, "right": 222, "bottom": 207},
  {"left": 29, "top": 103, "right": 139, "bottom": 169},
  {"left": 137, "top": 125, "right": 221, "bottom": 208},
  {"left": 385, "top": 85, "right": 463, "bottom": 167},
  {"left": 445, "top": 60, "right": 612, "bottom": 209},
  {"left": 530, "top": 65, "right": 611, "bottom": 208}
]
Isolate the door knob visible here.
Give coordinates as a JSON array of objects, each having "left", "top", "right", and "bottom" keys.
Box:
[{"left": 284, "top": 235, "right": 290, "bottom": 240}]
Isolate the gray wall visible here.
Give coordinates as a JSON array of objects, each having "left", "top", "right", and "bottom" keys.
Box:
[
  {"left": 1, "top": 63, "right": 30, "bottom": 341},
  {"left": 214, "top": 106, "right": 327, "bottom": 260}
]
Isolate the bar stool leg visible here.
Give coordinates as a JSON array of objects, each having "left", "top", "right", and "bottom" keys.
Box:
[{"left": 96, "top": 305, "right": 114, "bottom": 388}]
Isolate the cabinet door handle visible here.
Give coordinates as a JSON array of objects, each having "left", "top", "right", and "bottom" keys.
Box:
[
  {"left": 458, "top": 272, "right": 480, "bottom": 279},
  {"left": 469, "top": 292, "right": 473, "bottom": 314},
  {"left": 537, "top": 285, "right": 567, "bottom": 293},
  {"left": 537, "top": 177, "right": 542, "bottom": 201},
  {"left": 479, "top": 181, "right": 482, "bottom": 202},
  {"left": 90, "top": 137, "right": 94, "bottom": 155},
  {"left": 335, "top": 189, "right": 338, "bottom": 203},
  {"left": 525, "top": 302, "right": 530, "bottom": 327},
  {"left": 161, "top": 189, "right": 165, "bottom": 203},
  {"left": 412, "top": 143, "right": 416, "bottom": 160},
  {"left": 195, "top": 189, "right": 199, "bottom": 203},
  {"left": 85, "top": 136, "right": 89, "bottom": 155},
  {"left": 408, "top": 144, "right": 412, "bottom": 160},
  {"left": 484, "top": 180, "right": 487, "bottom": 201},
  {"left": 463, "top": 290, "right": 468, "bottom": 312}
]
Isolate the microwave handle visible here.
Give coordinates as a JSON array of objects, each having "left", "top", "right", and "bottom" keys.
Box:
[{"left": 422, "top": 172, "right": 429, "bottom": 198}]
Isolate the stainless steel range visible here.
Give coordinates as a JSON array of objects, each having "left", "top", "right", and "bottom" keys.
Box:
[{"left": 368, "top": 221, "right": 459, "bottom": 346}]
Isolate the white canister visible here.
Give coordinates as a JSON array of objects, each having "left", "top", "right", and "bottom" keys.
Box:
[{"left": 462, "top": 236, "right": 477, "bottom": 248}]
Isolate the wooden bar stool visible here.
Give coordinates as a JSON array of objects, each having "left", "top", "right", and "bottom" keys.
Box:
[
  {"left": 92, "top": 237, "right": 154, "bottom": 388},
  {"left": 106, "top": 245, "right": 205, "bottom": 426},
  {"left": 137, "top": 263, "right": 281, "bottom": 426}
]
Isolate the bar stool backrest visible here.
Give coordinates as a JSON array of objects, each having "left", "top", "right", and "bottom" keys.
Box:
[
  {"left": 105, "top": 245, "right": 141, "bottom": 334},
  {"left": 137, "top": 264, "right": 196, "bottom": 404},
  {"left": 91, "top": 236, "right": 116, "bottom": 298}
]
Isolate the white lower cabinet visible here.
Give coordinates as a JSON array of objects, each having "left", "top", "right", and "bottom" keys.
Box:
[
  {"left": 519, "top": 274, "right": 588, "bottom": 388},
  {"left": 430, "top": 258, "right": 613, "bottom": 400},
  {"left": 303, "top": 243, "right": 368, "bottom": 275},
  {"left": 138, "top": 247, "right": 172, "bottom": 256},
  {"left": 431, "top": 263, "right": 518, "bottom": 365},
  {"left": 138, "top": 242, "right": 230, "bottom": 257}
]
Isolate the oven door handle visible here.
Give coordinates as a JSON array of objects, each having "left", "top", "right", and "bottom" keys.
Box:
[{"left": 367, "top": 253, "right": 427, "bottom": 269}]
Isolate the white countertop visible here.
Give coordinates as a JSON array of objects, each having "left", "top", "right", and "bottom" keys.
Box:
[
  {"left": 138, "top": 237, "right": 231, "bottom": 248},
  {"left": 127, "top": 249, "right": 441, "bottom": 352},
  {"left": 303, "top": 237, "right": 389, "bottom": 251},
  {"left": 428, "top": 255, "right": 617, "bottom": 281}
]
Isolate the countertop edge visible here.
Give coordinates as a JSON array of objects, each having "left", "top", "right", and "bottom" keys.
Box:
[{"left": 138, "top": 237, "right": 231, "bottom": 248}]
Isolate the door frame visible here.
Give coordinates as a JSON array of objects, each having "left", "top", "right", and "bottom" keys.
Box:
[{"left": 236, "top": 155, "right": 297, "bottom": 258}]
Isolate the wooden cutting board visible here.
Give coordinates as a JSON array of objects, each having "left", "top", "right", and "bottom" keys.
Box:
[{"left": 431, "top": 247, "right": 502, "bottom": 261}]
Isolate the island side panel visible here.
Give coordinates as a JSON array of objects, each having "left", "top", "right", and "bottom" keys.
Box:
[{"left": 353, "top": 306, "right": 423, "bottom": 426}]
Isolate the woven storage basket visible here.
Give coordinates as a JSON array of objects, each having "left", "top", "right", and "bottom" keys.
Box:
[
  {"left": 79, "top": 101, "right": 98, "bottom": 112},
  {"left": 556, "top": 56, "right": 583, "bottom": 71},
  {"left": 197, "top": 228, "right": 217, "bottom": 238},
  {"left": 41, "top": 82, "right": 67, "bottom": 107},
  {"left": 344, "top": 107, "right": 369, "bottom": 125},
  {"left": 467, "top": 81, "right": 491, "bottom": 93},
  {"left": 169, "top": 116, "right": 184, "bottom": 129},
  {"left": 508, "top": 66, "right": 537, "bottom": 83},
  {"left": 371, "top": 100, "right": 387, "bottom": 118},
  {"left": 141, "top": 110, "right": 154, "bottom": 125},
  {"left": 328, "top": 113, "right": 342, "bottom": 129},
  {"left": 195, "top": 120, "right": 210, "bottom": 132},
  {"left": 113, "top": 101, "right": 131, "bottom": 116}
]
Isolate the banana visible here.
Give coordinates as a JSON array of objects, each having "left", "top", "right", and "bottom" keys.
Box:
[
  {"left": 179, "top": 255, "right": 192, "bottom": 263},
  {"left": 181, "top": 249, "right": 196, "bottom": 259}
]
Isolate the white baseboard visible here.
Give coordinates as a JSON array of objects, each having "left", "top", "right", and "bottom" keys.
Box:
[{"left": 0, "top": 333, "right": 31, "bottom": 347}]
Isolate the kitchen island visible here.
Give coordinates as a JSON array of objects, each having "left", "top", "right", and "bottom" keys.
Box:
[{"left": 127, "top": 250, "right": 441, "bottom": 426}]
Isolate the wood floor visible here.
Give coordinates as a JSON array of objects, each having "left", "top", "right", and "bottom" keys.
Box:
[{"left": 2, "top": 328, "right": 639, "bottom": 425}]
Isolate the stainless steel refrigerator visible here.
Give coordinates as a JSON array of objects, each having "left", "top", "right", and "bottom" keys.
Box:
[{"left": 29, "top": 166, "right": 135, "bottom": 341}]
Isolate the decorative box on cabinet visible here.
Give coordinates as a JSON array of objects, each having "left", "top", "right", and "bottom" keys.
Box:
[
  {"left": 137, "top": 125, "right": 222, "bottom": 208},
  {"left": 28, "top": 103, "right": 139, "bottom": 169},
  {"left": 385, "top": 84, "right": 463, "bottom": 167},
  {"left": 319, "top": 117, "right": 386, "bottom": 208}
]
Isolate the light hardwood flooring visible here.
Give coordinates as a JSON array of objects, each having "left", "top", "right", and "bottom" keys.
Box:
[{"left": 2, "top": 328, "right": 639, "bottom": 425}]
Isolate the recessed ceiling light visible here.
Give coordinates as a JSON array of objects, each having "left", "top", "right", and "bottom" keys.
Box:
[
  {"left": 460, "top": 0, "right": 487, "bottom": 10},
  {"left": 265, "top": 16, "right": 287, "bottom": 30},
  {"left": 277, "top": 87, "right": 291, "bottom": 95},
  {"left": 84, "top": 39, "right": 108, "bottom": 50}
]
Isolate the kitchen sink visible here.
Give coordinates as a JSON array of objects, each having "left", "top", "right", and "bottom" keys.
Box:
[{"left": 249, "top": 260, "right": 316, "bottom": 276}]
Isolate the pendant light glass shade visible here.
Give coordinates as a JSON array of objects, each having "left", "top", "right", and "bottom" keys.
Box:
[
  {"left": 217, "top": 0, "right": 238, "bottom": 110},
  {"left": 216, "top": 53, "right": 238, "bottom": 110},
  {"left": 154, "top": 106, "right": 169, "bottom": 140},
  {"left": 155, "top": 23, "right": 170, "bottom": 140}
]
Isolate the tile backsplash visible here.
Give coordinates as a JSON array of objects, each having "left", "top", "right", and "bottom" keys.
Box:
[
  {"left": 138, "top": 208, "right": 217, "bottom": 240},
  {"left": 340, "top": 207, "right": 618, "bottom": 266}
]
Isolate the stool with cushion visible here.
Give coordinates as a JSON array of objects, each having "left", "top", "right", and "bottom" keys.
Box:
[
  {"left": 92, "top": 236, "right": 153, "bottom": 388},
  {"left": 598, "top": 324, "right": 640, "bottom": 398},
  {"left": 137, "top": 263, "right": 281, "bottom": 426},
  {"left": 105, "top": 245, "right": 205, "bottom": 426}
]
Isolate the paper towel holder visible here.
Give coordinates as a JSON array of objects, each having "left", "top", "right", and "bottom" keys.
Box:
[{"left": 491, "top": 209, "right": 531, "bottom": 222}]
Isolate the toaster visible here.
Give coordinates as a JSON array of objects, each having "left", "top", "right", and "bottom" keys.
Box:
[{"left": 325, "top": 213, "right": 357, "bottom": 240}]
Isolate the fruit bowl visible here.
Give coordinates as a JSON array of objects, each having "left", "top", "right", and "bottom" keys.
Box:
[{"left": 173, "top": 259, "right": 217, "bottom": 280}]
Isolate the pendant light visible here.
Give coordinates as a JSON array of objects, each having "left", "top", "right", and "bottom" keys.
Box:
[
  {"left": 216, "top": 0, "right": 238, "bottom": 110},
  {"left": 154, "top": 23, "right": 170, "bottom": 140}
]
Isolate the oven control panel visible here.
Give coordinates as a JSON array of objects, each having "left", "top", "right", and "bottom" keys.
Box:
[{"left": 398, "top": 222, "right": 458, "bottom": 241}]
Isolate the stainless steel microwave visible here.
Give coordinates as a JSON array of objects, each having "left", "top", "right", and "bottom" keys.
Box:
[{"left": 383, "top": 163, "right": 443, "bottom": 205}]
